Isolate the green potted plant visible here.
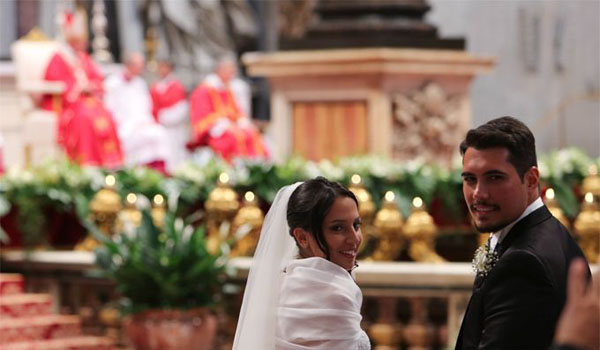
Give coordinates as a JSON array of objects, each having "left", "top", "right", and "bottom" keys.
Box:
[{"left": 95, "top": 210, "right": 227, "bottom": 350}]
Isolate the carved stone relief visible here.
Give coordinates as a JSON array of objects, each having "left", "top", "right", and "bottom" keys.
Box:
[
  {"left": 279, "top": 0, "right": 317, "bottom": 39},
  {"left": 392, "top": 83, "right": 466, "bottom": 164}
]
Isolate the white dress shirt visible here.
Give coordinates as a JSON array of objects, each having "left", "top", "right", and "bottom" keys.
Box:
[{"left": 489, "top": 197, "right": 544, "bottom": 252}]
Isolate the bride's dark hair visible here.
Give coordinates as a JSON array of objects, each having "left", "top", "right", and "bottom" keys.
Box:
[{"left": 287, "top": 177, "right": 358, "bottom": 259}]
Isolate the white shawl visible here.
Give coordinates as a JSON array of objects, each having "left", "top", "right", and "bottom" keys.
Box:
[{"left": 276, "top": 257, "right": 364, "bottom": 350}]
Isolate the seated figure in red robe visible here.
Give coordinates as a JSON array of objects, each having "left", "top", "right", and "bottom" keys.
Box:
[
  {"left": 150, "top": 59, "right": 190, "bottom": 173},
  {"left": 40, "top": 11, "right": 123, "bottom": 168},
  {"left": 189, "top": 57, "right": 268, "bottom": 161}
]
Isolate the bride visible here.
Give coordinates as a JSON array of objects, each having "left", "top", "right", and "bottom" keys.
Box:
[{"left": 233, "top": 177, "right": 371, "bottom": 350}]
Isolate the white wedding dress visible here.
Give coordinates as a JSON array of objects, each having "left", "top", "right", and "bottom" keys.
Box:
[{"left": 233, "top": 183, "right": 371, "bottom": 350}]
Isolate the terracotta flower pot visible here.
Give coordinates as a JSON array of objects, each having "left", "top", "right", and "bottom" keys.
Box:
[{"left": 123, "top": 308, "right": 217, "bottom": 350}]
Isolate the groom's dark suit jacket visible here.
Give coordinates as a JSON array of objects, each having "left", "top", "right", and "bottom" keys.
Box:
[{"left": 456, "top": 205, "right": 589, "bottom": 350}]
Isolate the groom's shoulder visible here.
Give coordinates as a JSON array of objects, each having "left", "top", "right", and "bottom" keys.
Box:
[
  {"left": 494, "top": 248, "right": 548, "bottom": 278},
  {"left": 502, "top": 216, "right": 585, "bottom": 288},
  {"left": 512, "top": 212, "right": 573, "bottom": 255}
]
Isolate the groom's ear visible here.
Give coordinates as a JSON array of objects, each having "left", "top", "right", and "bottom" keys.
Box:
[
  {"left": 524, "top": 166, "right": 540, "bottom": 197},
  {"left": 291, "top": 228, "right": 309, "bottom": 249}
]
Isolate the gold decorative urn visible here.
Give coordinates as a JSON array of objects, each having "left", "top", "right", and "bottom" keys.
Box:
[
  {"left": 574, "top": 192, "right": 600, "bottom": 263},
  {"left": 581, "top": 165, "right": 600, "bottom": 200},
  {"left": 205, "top": 173, "right": 239, "bottom": 253},
  {"left": 348, "top": 174, "right": 376, "bottom": 256},
  {"left": 349, "top": 174, "right": 376, "bottom": 222},
  {"left": 119, "top": 193, "right": 142, "bottom": 230},
  {"left": 230, "top": 191, "right": 264, "bottom": 257},
  {"left": 403, "top": 197, "right": 445, "bottom": 263},
  {"left": 544, "top": 188, "right": 570, "bottom": 229},
  {"left": 372, "top": 191, "right": 404, "bottom": 261},
  {"left": 76, "top": 174, "right": 122, "bottom": 251},
  {"left": 151, "top": 194, "right": 166, "bottom": 228}
]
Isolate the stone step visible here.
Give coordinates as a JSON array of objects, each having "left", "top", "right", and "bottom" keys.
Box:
[
  {"left": 0, "top": 336, "right": 114, "bottom": 350},
  {"left": 0, "top": 294, "right": 53, "bottom": 318},
  {"left": 0, "top": 274, "right": 24, "bottom": 296},
  {"left": 0, "top": 315, "right": 81, "bottom": 344}
]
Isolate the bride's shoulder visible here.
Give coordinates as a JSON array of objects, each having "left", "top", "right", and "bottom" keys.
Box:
[
  {"left": 282, "top": 258, "right": 361, "bottom": 300},
  {"left": 286, "top": 257, "right": 348, "bottom": 276}
]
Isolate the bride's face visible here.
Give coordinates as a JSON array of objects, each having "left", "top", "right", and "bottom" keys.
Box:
[{"left": 321, "top": 196, "right": 362, "bottom": 271}]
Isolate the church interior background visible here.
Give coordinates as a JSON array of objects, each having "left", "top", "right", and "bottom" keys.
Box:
[{"left": 0, "top": 0, "right": 598, "bottom": 349}]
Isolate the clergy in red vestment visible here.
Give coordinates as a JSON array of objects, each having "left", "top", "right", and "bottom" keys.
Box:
[
  {"left": 150, "top": 59, "right": 190, "bottom": 173},
  {"left": 189, "top": 57, "right": 268, "bottom": 161},
  {"left": 40, "top": 10, "right": 123, "bottom": 168}
]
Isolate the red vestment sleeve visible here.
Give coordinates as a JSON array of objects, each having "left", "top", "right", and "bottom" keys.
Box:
[
  {"left": 151, "top": 80, "right": 187, "bottom": 122},
  {"left": 189, "top": 85, "right": 220, "bottom": 144},
  {"left": 77, "top": 51, "right": 104, "bottom": 95},
  {"left": 150, "top": 86, "right": 160, "bottom": 121},
  {"left": 41, "top": 53, "right": 77, "bottom": 111}
]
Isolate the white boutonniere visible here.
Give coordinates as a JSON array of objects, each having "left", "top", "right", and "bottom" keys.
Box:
[{"left": 472, "top": 243, "right": 498, "bottom": 277}]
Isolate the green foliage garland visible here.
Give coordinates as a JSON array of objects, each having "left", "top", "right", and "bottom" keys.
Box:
[{"left": 1, "top": 147, "right": 597, "bottom": 246}]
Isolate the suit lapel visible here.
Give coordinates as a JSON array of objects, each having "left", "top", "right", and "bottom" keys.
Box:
[{"left": 496, "top": 205, "right": 552, "bottom": 258}]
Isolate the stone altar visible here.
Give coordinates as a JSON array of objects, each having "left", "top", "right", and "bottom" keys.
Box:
[{"left": 243, "top": 48, "right": 495, "bottom": 163}]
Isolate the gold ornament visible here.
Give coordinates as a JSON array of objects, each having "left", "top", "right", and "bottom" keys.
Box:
[
  {"left": 582, "top": 165, "right": 600, "bottom": 198},
  {"left": 574, "top": 192, "right": 600, "bottom": 263},
  {"left": 119, "top": 193, "right": 142, "bottom": 229},
  {"left": 76, "top": 175, "right": 122, "bottom": 251},
  {"left": 544, "top": 188, "right": 570, "bottom": 229},
  {"left": 349, "top": 175, "right": 375, "bottom": 222},
  {"left": 230, "top": 191, "right": 264, "bottom": 257},
  {"left": 205, "top": 173, "right": 239, "bottom": 253},
  {"left": 372, "top": 191, "right": 404, "bottom": 261},
  {"left": 348, "top": 174, "right": 377, "bottom": 256},
  {"left": 403, "top": 197, "right": 445, "bottom": 263},
  {"left": 151, "top": 194, "right": 166, "bottom": 228}
]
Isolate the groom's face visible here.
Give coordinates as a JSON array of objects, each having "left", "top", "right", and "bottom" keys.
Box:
[{"left": 461, "top": 147, "right": 531, "bottom": 233}]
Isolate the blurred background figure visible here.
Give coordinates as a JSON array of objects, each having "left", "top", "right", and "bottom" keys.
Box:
[
  {"left": 0, "top": 134, "right": 4, "bottom": 175},
  {"left": 41, "top": 9, "right": 123, "bottom": 168},
  {"left": 150, "top": 58, "right": 190, "bottom": 173},
  {"left": 139, "top": 0, "right": 257, "bottom": 90},
  {"left": 104, "top": 52, "right": 169, "bottom": 173},
  {"left": 188, "top": 56, "right": 268, "bottom": 161},
  {"left": 551, "top": 258, "right": 599, "bottom": 350}
]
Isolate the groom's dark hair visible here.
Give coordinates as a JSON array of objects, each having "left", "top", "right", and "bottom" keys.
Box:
[
  {"left": 287, "top": 177, "right": 358, "bottom": 260},
  {"left": 459, "top": 116, "right": 537, "bottom": 181}
]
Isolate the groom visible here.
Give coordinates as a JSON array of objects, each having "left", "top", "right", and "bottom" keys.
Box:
[{"left": 455, "top": 116, "right": 589, "bottom": 350}]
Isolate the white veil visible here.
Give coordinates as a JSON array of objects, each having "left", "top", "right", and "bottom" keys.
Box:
[{"left": 233, "top": 182, "right": 303, "bottom": 350}]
